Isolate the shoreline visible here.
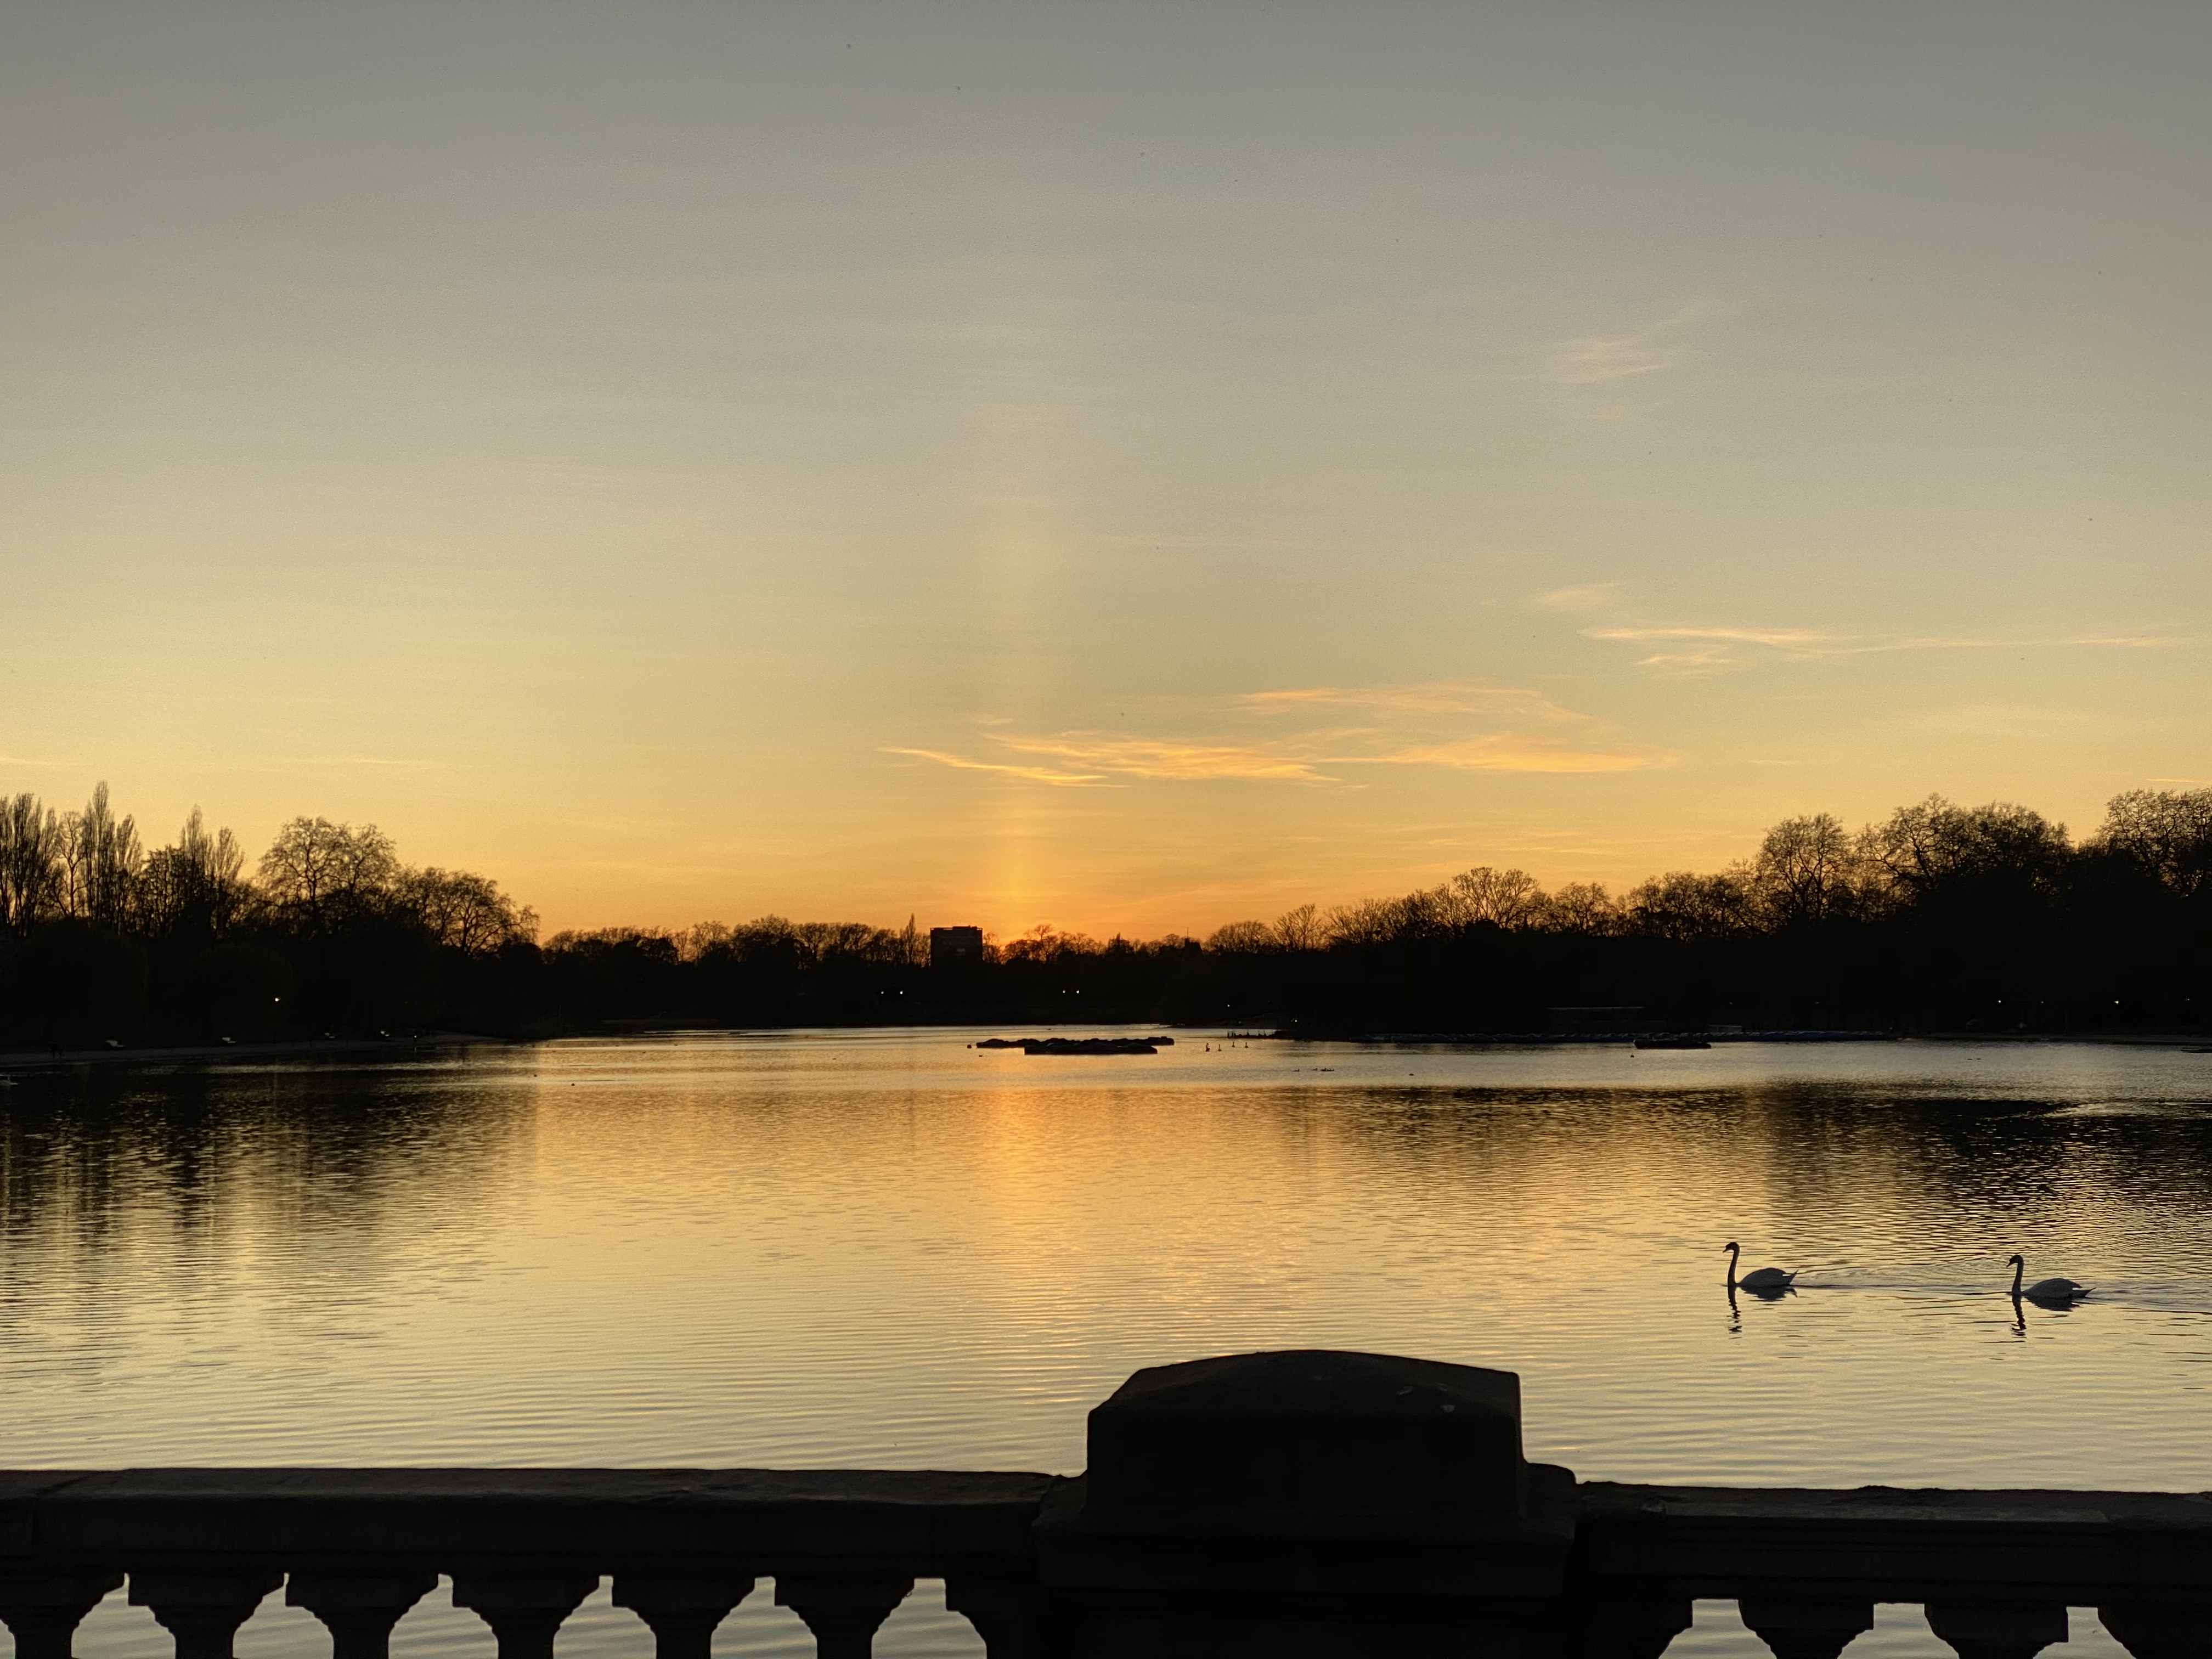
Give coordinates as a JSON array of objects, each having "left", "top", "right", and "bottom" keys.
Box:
[
  {"left": 0, "top": 1033, "right": 501, "bottom": 1076},
  {"left": 4, "top": 1026, "right": 2205, "bottom": 1077}
]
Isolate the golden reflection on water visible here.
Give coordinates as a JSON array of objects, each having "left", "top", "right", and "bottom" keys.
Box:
[{"left": 4, "top": 1032, "right": 2209, "bottom": 1659}]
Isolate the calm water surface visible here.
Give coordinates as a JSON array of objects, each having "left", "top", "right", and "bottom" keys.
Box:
[{"left": 4, "top": 1032, "right": 2210, "bottom": 1658}]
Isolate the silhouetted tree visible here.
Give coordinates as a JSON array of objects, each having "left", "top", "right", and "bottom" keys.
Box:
[
  {"left": 1751, "top": 813, "right": 1863, "bottom": 928},
  {"left": 2091, "top": 788, "right": 2212, "bottom": 899},
  {"left": 1325, "top": 896, "right": 1410, "bottom": 949},
  {"left": 1440, "top": 866, "right": 1545, "bottom": 930},
  {"left": 1205, "top": 920, "right": 1274, "bottom": 953},
  {"left": 1867, "top": 795, "right": 2070, "bottom": 908},
  {"left": 1538, "top": 882, "right": 1620, "bottom": 935},
  {"left": 1626, "top": 871, "right": 1755, "bottom": 943},
  {"left": 396, "top": 867, "right": 537, "bottom": 952},
  {"left": 258, "top": 817, "right": 400, "bottom": 928},
  {"left": 1272, "top": 903, "right": 1324, "bottom": 952},
  {"left": 61, "top": 783, "right": 142, "bottom": 928},
  {"left": 139, "top": 808, "right": 249, "bottom": 939},
  {"left": 0, "top": 793, "right": 61, "bottom": 930}
]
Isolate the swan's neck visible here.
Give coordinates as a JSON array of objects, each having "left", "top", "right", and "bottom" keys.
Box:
[
  {"left": 2011, "top": 1260, "right": 2023, "bottom": 1294},
  {"left": 1725, "top": 1243, "right": 1739, "bottom": 1286}
]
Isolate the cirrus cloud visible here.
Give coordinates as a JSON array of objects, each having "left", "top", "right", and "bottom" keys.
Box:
[
  {"left": 1554, "top": 320, "right": 1691, "bottom": 386},
  {"left": 881, "top": 748, "right": 1113, "bottom": 787},
  {"left": 885, "top": 679, "right": 1672, "bottom": 787},
  {"left": 1585, "top": 623, "right": 2191, "bottom": 675}
]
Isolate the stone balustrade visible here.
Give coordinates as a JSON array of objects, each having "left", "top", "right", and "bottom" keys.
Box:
[{"left": 3, "top": 1351, "right": 2207, "bottom": 1659}]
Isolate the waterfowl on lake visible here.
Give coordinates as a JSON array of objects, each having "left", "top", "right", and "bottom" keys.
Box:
[
  {"left": 2009, "top": 1254, "right": 2090, "bottom": 1304},
  {"left": 1723, "top": 1241, "right": 1797, "bottom": 1293}
]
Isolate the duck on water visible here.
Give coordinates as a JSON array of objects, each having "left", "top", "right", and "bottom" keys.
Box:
[
  {"left": 1723, "top": 1241, "right": 1797, "bottom": 1294},
  {"left": 2010, "top": 1254, "right": 2091, "bottom": 1305}
]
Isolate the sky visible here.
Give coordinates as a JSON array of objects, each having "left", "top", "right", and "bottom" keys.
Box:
[{"left": 6, "top": 1, "right": 2209, "bottom": 939}]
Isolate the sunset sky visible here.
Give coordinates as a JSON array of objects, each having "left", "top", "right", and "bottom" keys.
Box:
[{"left": 8, "top": 1, "right": 2208, "bottom": 938}]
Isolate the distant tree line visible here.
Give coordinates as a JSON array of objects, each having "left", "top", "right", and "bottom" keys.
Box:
[
  {"left": 3, "top": 782, "right": 2208, "bottom": 1045},
  {"left": 469, "top": 786, "right": 2212, "bottom": 1035},
  {"left": 0, "top": 785, "right": 536, "bottom": 1046},
  {"left": 1178, "top": 790, "right": 2212, "bottom": 1033}
]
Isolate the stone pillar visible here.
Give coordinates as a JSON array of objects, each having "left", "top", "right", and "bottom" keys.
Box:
[
  {"left": 287, "top": 1571, "right": 438, "bottom": 1659},
  {"left": 611, "top": 1571, "right": 755, "bottom": 1659},
  {"left": 1925, "top": 1601, "right": 2069, "bottom": 1659},
  {"left": 0, "top": 1569, "right": 124, "bottom": 1659},
  {"left": 943, "top": 1577, "right": 1043, "bottom": 1659},
  {"left": 129, "top": 1570, "right": 284, "bottom": 1659},
  {"left": 2099, "top": 1602, "right": 2212, "bottom": 1659},
  {"left": 1035, "top": 1348, "right": 1579, "bottom": 1657},
  {"left": 1573, "top": 1593, "right": 1692, "bottom": 1659},
  {"left": 1737, "top": 1593, "right": 1875, "bottom": 1659},
  {"left": 773, "top": 1575, "right": 913, "bottom": 1659},
  {"left": 450, "top": 1572, "right": 598, "bottom": 1659}
]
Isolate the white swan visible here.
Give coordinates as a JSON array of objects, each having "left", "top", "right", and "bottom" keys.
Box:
[
  {"left": 1723, "top": 1242, "right": 1797, "bottom": 1293},
  {"left": 2010, "top": 1254, "right": 2090, "bottom": 1305}
]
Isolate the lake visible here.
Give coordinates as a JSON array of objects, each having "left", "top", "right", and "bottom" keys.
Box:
[{"left": 4, "top": 1031, "right": 2210, "bottom": 1658}]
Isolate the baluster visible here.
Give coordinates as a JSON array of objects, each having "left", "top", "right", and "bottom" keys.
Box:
[
  {"left": 773, "top": 1574, "right": 913, "bottom": 1659},
  {"left": 129, "top": 1570, "right": 285, "bottom": 1659},
  {"left": 287, "top": 1571, "right": 438, "bottom": 1659},
  {"left": 610, "top": 1571, "right": 755, "bottom": 1659},
  {"left": 1736, "top": 1594, "right": 1874, "bottom": 1659},
  {"left": 942, "top": 1577, "right": 1042, "bottom": 1659},
  {"left": 2098, "top": 1605, "right": 2212, "bottom": 1659},
  {"left": 450, "top": 1572, "right": 599, "bottom": 1659},
  {"left": 1924, "top": 1601, "right": 2069, "bottom": 1659},
  {"left": 1575, "top": 1593, "right": 1692, "bottom": 1659},
  {"left": 0, "top": 1568, "right": 125, "bottom": 1659}
]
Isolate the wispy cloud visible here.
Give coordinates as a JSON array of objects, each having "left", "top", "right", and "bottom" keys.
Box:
[
  {"left": 1587, "top": 626, "right": 1837, "bottom": 675},
  {"left": 1238, "top": 680, "right": 1586, "bottom": 721},
  {"left": 1351, "top": 737, "right": 1669, "bottom": 774},
  {"left": 1627, "top": 647, "right": 1738, "bottom": 675},
  {"left": 1553, "top": 318, "right": 1691, "bottom": 386},
  {"left": 271, "top": 755, "right": 445, "bottom": 768},
  {"left": 995, "top": 735, "right": 1336, "bottom": 784},
  {"left": 1588, "top": 625, "right": 1835, "bottom": 649},
  {"left": 881, "top": 747, "right": 1113, "bottom": 787},
  {"left": 1585, "top": 623, "right": 2192, "bottom": 675},
  {"left": 887, "top": 679, "right": 1668, "bottom": 787},
  {"left": 1533, "top": 582, "right": 1623, "bottom": 613}
]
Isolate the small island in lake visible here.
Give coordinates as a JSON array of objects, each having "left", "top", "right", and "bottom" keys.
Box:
[{"left": 975, "top": 1035, "right": 1176, "bottom": 1055}]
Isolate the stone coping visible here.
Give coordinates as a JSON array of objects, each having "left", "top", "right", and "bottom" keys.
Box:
[{"left": 0, "top": 1470, "right": 1062, "bottom": 1570}]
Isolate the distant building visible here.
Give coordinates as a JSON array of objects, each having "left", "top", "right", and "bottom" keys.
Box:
[{"left": 929, "top": 926, "right": 985, "bottom": 969}]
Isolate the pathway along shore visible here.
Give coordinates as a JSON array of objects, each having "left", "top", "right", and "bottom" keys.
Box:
[{"left": 0, "top": 1033, "right": 494, "bottom": 1075}]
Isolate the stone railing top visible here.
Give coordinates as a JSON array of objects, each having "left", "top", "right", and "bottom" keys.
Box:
[
  {"left": 0, "top": 1468, "right": 1060, "bottom": 1572},
  {"left": 1579, "top": 1480, "right": 2212, "bottom": 1526},
  {"left": 1576, "top": 1479, "right": 2212, "bottom": 1607}
]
